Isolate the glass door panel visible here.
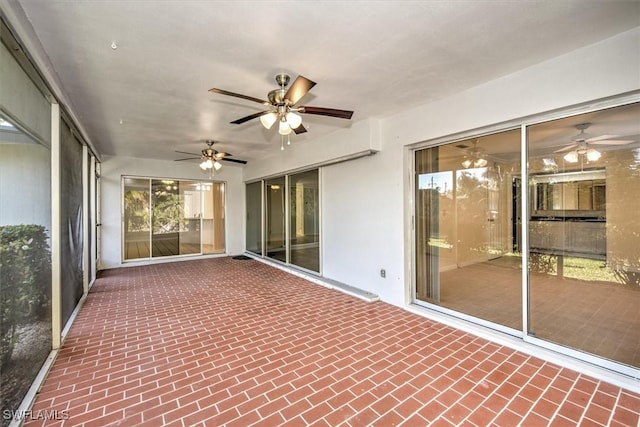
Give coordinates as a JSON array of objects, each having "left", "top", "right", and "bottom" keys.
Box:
[
  {"left": 151, "top": 179, "right": 200, "bottom": 257},
  {"left": 289, "top": 170, "right": 319, "bottom": 272},
  {"left": 415, "top": 130, "right": 522, "bottom": 330},
  {"left": 202, "top": 182, "right": 225, "bottom": 254},
  {"left": 265, "top": 177, "right": 286, "bottom": 262},
  {"left": 246, "top": 181, "right": 263, "bottom": 255},
  {"left": 123, "top": 178, "right": 150, "bottom": 260},
  {"left": 179, "top": 180, "right": 202, "bottom": 255},
  {"left": 527, "top": 102, "right": 640, "bottom": 368}
]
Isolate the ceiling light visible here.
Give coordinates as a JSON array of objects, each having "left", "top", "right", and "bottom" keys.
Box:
[
  {"left": 111, "top": 41, "right": 118, "bottom": 50},
  {"left": 278, "top": 120, "right": 292, "bottom": 135},
  {"left": 461, "top": 140, "right": 487, "bottom": 169},
  {"left": 586, "top": 148, "right": 601, "bottom": 162},
  {"left": 285, "top": 112, "right": 302, "bottom": 129},
  {"left": 260, "top": 112, "right": 278, "bottom": 129},
  {"left": 213, "top": 161, "right": 222, "bottom": 171},
  {"left": 474, "top": 158, "right": 488, "bottom": 168},
  {"left": 199, "top": 161, "right": 208, "bottom": 170},
  {"left": 563, "top": 151, "right": 579, "bottom": 163}
]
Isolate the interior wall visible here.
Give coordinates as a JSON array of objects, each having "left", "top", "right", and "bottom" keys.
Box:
[
  {"left": 100, "top": 155, "right": 244, "bottom": 269},
  {"left": 248, "top": 27, "right": 639, "bottom": 308}
]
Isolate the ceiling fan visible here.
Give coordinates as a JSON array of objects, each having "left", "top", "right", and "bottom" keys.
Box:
[
  {"left": 174, "top": 140, "right": 247, "bottom": 171},
  {"left": 554, "top": 123, "right": 634, "bottom": 163},
  {"left": 209, "top": 73, "right": 354, "bottom": 137}
]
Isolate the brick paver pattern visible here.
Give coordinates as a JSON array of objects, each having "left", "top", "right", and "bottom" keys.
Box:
[{"left": 24, "top": 257, "right": 640, "bottom": 426}]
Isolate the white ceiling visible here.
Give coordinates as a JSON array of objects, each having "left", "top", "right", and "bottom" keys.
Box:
[{"left": 6, "top": 0, "right": 640, "bottom": 165}]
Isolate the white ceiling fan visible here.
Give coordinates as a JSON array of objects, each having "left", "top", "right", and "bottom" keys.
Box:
[{"left": 554, "top": 123, "right": 634, "bottom": 163}]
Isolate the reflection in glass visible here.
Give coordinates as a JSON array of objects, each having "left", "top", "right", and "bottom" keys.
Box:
[
  {"left": 151, "top": 179, "right": 200, "bottom": 257},
  {"left": 0, "top": 116, "right": 52, "bottom": 418},
  {"left": 527, "top": 102, "right": 640, "bottom": 368},
  {"left": 289, "top": 170, "right": 319, "bottom": 272},
  {"left": 246, "top": 181, "right": 263, "bottom": 255},
  {"left": 123, "top": 178, "right": 151, "bottom": 259},
  {"left": 123, "top": 178, "right": 225, "bottom": 260},
  {"left": 265, "top": 177, "right": 286, "bottom": 262},
  {"left": 202, "top": 182, "right": 225, "bottom": 254},
  {"left": 415, "top": 129, "right": 522, "bottom": 330}
]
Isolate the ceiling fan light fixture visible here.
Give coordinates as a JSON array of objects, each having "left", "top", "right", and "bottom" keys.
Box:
[
  {"left": 474, "top": 158, "right": 488, "bottom": 168},
  {"left": 564, "top": 151, "right": 579, "bottom": 163},
  {"left": 260, "top": 112, "right": 278, "bottom": 129},
  {"left": 461, "top": 158, "right": 473, "bottom": 169},
  {"left": 213, "top": 160, "right": 222, "bottom": 170},
  {"left": 285, "top": 111, "right": 302, "bottom": 129},
  {"left": 586, "top": 148, "right": 601, "bottom": 162},
  {"left": 278, "top": 120, "right": 292, "bottom": 135},
  {"left": 199, "top": 160, "right": 209, "bottom": 170}
]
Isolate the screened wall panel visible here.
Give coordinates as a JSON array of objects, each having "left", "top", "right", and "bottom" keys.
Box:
[
  {"left": 0, "top": 116, "right": 52, "bottom": 423},
  {"left": 60, "top": 119, "right": 84, "bottom": 327}
]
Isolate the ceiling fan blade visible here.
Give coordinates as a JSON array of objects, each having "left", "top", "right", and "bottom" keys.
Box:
[
  {"left": 590, "top": 139, "right": 634, "bottom": 145},
  {"left": 586, "top": 134, "right": 620, "bottom": 142},
  {"left": 221, "top": 157, "right": 247, "bottom": 164},
  {"left": 209, "top": 88, "right": 271, "bottom": 106},
  {"left": 214, "top": 152, "right": 231, "bottom": 159},
  {"left": 175, "top": 150, "right": 200, "bottom": 156},
  {"left": 554, "top": 144, "right": 578, "bottom": 153},
  {"left": 231, "top": 111, "right": 271, "bottom": 125},
  {"left": 292, "top": 124, "right": 307, "bottom": 135},
  {"left": 174, "top": 157, "right": 200, "bottom": 161},
  {"left": 300, "top": 106, "right": 354, "bottom": 120},
  {"left": 284, "top": 75, "right": 316, "bottom": 106}
]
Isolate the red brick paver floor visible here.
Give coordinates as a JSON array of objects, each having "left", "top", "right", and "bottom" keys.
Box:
[{"left": 24, "top": 257, "right": 639, "bottom": 426}]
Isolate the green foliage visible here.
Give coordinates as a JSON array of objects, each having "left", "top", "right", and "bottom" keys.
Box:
[
  {"left": 151, "top": 191, "right": 186, "bottom": 234},
  {"left": 0, "top": 225, "right": 51, "bottom": 369}
]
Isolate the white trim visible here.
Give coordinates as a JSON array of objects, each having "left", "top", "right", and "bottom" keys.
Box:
[
  {"left": 50, "top": 103, "right": 61, "bottom": 350},
  {"left": 82, "top": 145, "right": 89, "bottom": 295},
  {"left": 520, "top": 124, "right": 529, "bottom": 338}
]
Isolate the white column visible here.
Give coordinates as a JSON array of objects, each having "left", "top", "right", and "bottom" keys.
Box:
[{"left": 51, "top": 103, "right": 61, "bottom": 350}]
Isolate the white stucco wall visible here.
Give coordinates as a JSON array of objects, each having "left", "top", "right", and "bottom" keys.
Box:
[
  {"left": 99, "top": 155, "right": 245, "bottom": 269},
  {"left": 245, "top": 27, "right": 640, "bottom": 308}
]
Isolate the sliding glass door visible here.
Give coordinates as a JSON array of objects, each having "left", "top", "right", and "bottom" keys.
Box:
[
  {"left": 246, "top": 168, "right": 320, "bottom": 273},
  {"left": 123, "top": 177, "right": 225, "bottom": 261},
  {"left": 413, "top": 101, "right": 640, "bottom": 374},
  {"left": 265, "top": 177, "right": 286, "bottom": 262},
  {"left": 414, "top": 130, "right": 522, "bottom": 331},
  {"left": 526, "top": 103, "right": 640, "bottom": 369},
  {"left": 246, "top": 181, "right": 263, "bottom": 255},
  {"left": 289, "top": 170, "right": 320, "bottom": 272}
]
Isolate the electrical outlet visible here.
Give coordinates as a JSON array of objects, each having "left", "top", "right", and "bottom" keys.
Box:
[{"left": 380, "top": 269, "right": 386, "bottom": 278}]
